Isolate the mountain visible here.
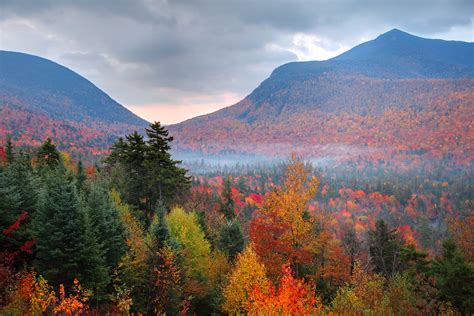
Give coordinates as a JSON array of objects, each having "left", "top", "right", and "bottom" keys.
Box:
[
  {"left": 169, "top": 29, "right": 474, "bottom": 164},
  {"left": 0, "top": 51, "right": 148, "bottom": 158}
]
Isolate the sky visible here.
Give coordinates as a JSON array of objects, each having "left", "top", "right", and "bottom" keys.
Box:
[{"left": 0, "top": 0, "right": 472, "bottom": 124}]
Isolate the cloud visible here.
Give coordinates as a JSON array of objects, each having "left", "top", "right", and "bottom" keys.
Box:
[{"left": 0, "top": 0, "right": 472, "bottom": 123}]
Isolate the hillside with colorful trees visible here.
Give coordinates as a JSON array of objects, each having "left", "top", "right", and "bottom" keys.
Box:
[
  {"left": 1, "top": 122, "right": 472, "bottom": 315},
  {"left": 0, "top": 50, "right": 148, "bottom": 161},
  {"left": 169, "top": 30, "right": 474, "bottom": 166}
]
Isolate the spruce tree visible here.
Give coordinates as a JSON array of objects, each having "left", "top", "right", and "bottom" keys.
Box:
[
  {"left": 86, "top": 181, "right": 126, "bottom": 272},
  {"left": 75, "top": 159, "right": 87, "bottom": 195},
  {"left": 0, "top": 167, "right": 23, "bottom": 259},
  {"left": 5, "top": 135, "right": 14, "bottom": 164},
  {"left": 218, "top": 220, "right": 244, "bottom": 260},
  {"left": 219, "top": 177, "right": 235, "bottom": 220},
  {"left": 33, "top": 163, "right": 108, "bottom": 292},
  {"left": 144, "top": 122, "right": 190, "bottom": 213},
  {"left": 107, "top": 122, "right": 190, "bottom": 226},
  {"left": 432, "top": 238, "right": 474, "bottom": 314},
  {"left": 37, "top": 138, "right": 60, "bottom": 170}
]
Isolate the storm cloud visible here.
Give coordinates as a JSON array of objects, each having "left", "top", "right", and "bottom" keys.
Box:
[{"left": 1, "top": 0, "right": 472, "bottom": 123}]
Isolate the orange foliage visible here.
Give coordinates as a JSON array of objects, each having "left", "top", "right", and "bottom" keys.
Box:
[
  {"left": 53, "top": 278, "right": 92, "bottom": 315},
  {"left": 248, "top": 265, "right": 321, "bottom": 315}
]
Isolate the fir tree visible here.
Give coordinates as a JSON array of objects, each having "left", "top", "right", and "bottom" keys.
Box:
[
  {"left": 86, "top": 181, "right": 126, "bottom": 271},
  {"left": 218, "top": 220, "right": 244, "bottom": 260},
  {"left": 33, "top": 163, "right": 109, "bottom": 293}
]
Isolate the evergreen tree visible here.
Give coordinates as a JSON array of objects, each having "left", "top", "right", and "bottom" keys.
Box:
[
  {"left": 368, "top": 219, "right": 403, "bottom": 277},
  {"left": 0, "top": 167, "right": 23, "bottom": 259},
  {"left": 86, "top": 181, "right": 126, "bottom": 271},
  {"left": 218, "top": 220, "right": 244, "bottom": 260},
  {"left": 431, "top": 238, "right": 474, "bottom": 314},
  {"left": 75, "top": 159, "right": 87, "bottom": 195},
  {"left": 5, "top": 135, "right": 14, "bottom": 164},
  {"left": 219, "top": 177, "right": 235, "bottom": 220},
  {"left": 37, "top": 138, "right": 60, "bottom": 170},
  {"left": 144, "top": 122, "right": 190, "bottom": 213},
  {"left": 33, "top": 164, "right": 108, "bottom": 293},
  {"left": 107, "top": 122, "right": 190, "bottom": 226}
]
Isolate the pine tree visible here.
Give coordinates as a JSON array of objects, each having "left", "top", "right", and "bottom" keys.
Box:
[{"left": 33, "top": 164, "right": 108, "bottom": 292}]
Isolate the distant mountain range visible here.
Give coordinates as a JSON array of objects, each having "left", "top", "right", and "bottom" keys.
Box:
[
  {"left": 1, "top": 29, "right": 472, "bottom": 163},
  {"left": 0, "top": 51, "right": 148, "bottom": 158},
  {"left": 169, "top": 29, "right": 474, "bottom": 164}
]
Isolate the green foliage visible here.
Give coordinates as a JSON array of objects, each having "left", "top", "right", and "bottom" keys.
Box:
[
  {"left": 219, "top": 177, "right": 235, "bottom": 220},
  {"left": 431, "top": 238, "right": 474, "bottom": 314},
  {"left": 86, "top": 181, "right": 126, "bottom": 272},
  {"left": 36, "top": 138, "right": 60, "bottom": 170},
  {"left": 32, "top": 163, "right": 109, "bottom": 293},
  {"left": 218, "top": 220, "right": 244, "bottom": 260},
  {"left": 106, "top": 122, "right": 190, "bottom": 226}
]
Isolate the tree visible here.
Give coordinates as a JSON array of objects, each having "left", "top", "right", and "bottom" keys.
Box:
[
  {"left": 431, "top": 238, "right": 474, "bottom": 314},
  {"left": 218, "top": 220, "right": 244, "bottom": 260},
  {"left": 222, "top": 244, "right": 270, "bottom": 314},
  {"left": 144, "top": 122, "right": 190, "bottom": 212},
  {"left": 368, "top": 219, "right": 403, "bottom": 277},
  {"left": 219, "top": 177, "right": 235, "bottom": 220},
  {"left": 248, "top": 264, "right": 321, "bottom": 315},
  {"left": 342, "top": 225, "right": 361, "bottom": 276},
  {"left": 75, "top": 159, "right": 87, "bottom": 195},
  {"left": 33, "top": 164, "right": 108, "bottom": 293},
  {"left": 36, "top": 138, "right": 60, "bottom": 170},
  {"left": 107, "top": 122, "right": 190, "bottom": 226},
  {"left": 249, "top": 155, "right": 319, "bottom": 279},
  {"left": 166, "top": 208, "right": 211, "bottom": 290},
  {"left": 110, "top": 190, "right": 149, "bottom": 313},
  {"left": 5, "top": 135, "right": 14, "bottom": 164},
  {"left": 86, "top": 182, "right": 126, "bottom": 274}
]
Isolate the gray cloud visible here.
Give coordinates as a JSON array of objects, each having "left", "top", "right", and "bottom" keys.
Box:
[{"left": 0, "top": 0, "right": 472, "bottom": 123}]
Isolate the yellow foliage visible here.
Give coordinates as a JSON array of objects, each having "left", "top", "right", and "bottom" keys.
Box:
[
  {"left": 222, "top": 244, "right": 270, "bottom": 314},
  {"left": 166, "top": 207, "right": 211, "bottom": 280}
]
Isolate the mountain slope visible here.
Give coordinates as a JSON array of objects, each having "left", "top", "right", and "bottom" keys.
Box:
[
  {"left": 0, "top": 51, "right": 148, "bottom": 158},
  {"left": 0, "top": 50, "right": 148, "bottom": 126},
  {"left": 169, "top": 29, "right": 474, "bottom": 163}
]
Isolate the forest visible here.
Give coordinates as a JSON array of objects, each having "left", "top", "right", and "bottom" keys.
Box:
[{"left": 0, "top": 122, "right": 473, "bottom": 315}]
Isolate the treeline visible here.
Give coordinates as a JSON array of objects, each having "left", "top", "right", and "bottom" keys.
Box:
[{"left": 1, "top": 123, "right": 473, "bottom": 315}]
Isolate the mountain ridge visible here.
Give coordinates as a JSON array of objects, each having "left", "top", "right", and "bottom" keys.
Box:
[
  {"left": 169, "top": 29, "right": 473, "bottom": 163},
  {"left": 0, "top": 50, "right": 148, "bottom": 126},
  {"left": 0, "top": 50, "right": 149, "bottom": 159}
]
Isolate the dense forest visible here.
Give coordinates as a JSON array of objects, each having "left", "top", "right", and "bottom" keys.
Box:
[{"left": 1, "top": 122, "right": 473, "bottom": 315}]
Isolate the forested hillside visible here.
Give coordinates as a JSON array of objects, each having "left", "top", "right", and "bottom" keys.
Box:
[
  {"left": 170, "top": 29, "right": 474, "bottom": 164},
  {"left": 0, "top": 51, "right": 148, "bottom": 160}
]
